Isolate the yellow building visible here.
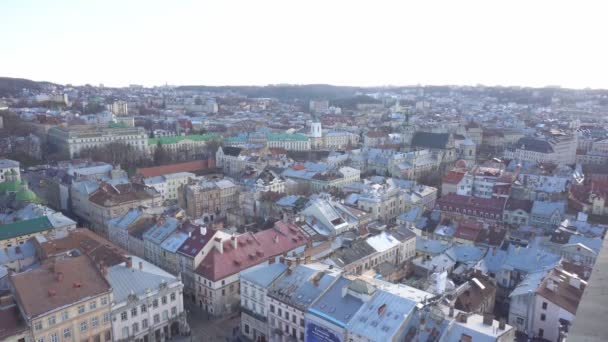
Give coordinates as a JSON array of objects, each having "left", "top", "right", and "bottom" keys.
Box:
[{"left": 11, "top": 255, "right": 113, "bottom": 342}]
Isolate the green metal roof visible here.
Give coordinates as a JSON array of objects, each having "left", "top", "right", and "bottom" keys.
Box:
[
  {"left": 267, "top": 133, "right": 309, "bottom": 142},
  {"left": 149, "top": 134, "right": 222, "bottom": 145},
  {"left": 0, "top": 180, "right": 22, "bottom": 193},
  {"left": 108, "top": 122, "right": 128, "bottom": 129},
  {"left": 0, "top": 216, "right": 53, "bottom": 241},
  {"left": 15, "top": 185, "right": 41, "bottom": 203}
]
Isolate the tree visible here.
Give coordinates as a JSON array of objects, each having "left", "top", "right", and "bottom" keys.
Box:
[{"left": 153, "top": 141, "right": 170, "bottom": 166}]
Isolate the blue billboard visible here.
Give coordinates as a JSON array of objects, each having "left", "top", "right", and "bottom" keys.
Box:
[{"left": 305, "top": 321, "right": 343, "bottom": 342}]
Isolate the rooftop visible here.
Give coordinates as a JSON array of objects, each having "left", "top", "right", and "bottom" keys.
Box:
[{"left": 11, "top": 255, "right": 111, "bottom": 319}]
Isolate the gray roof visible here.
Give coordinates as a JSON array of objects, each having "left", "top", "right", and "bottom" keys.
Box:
[
  {"left": 106, "top": 256, "right": 179, "bottom": 304},
  {"left": 308, "top": 277, "right": 366, "bottom": 328},
  {"left": 268, "top": 264, "right": 340, "bottom": 311},
  {"left": 346, "top": 290, "right": 417, "bottom": 341},
  {"left": 142, "top": 217, "right": 180, "bottom": 244},
  {"left": 241, "top": 262, "right": 288, "bottom": 288},
  {"left": 411, "top": 132, "right": 451, "bottom": 150},
  {"left": 329, "top": 240, "right": 376, "bottom": 268}
]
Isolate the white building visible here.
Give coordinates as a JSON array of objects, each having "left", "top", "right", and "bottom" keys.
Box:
[
  {"left": 107, "top": 256, "right": 188, "bottom": 342},
  {"left": 0, "top": 159, "right": 20, "bottom": 183},
  {"left": 48, "top": 125, "right": 149, "bottom": 158},
  {"left": 144, "top": 172, "right": 195, "bottom": 202},
  {"left": 240, "top": 263, "right": 288, "bottom": 342}
]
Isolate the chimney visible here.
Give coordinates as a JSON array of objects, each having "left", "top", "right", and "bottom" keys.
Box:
[
  {"left": 56, "top": 272, "right": 64, "bottom": 282},
  {"left": 126, "top": 257, "right": 133, "bottom": 269},
  {"left": 200, "top": 226, "right": 207, "bottom": 236},
  {"left": 231, "top": 234, "right": 237, "bottom": 250},
  {"left": 139, "top": 262, "right": 143, "bottom": 271},
  {"left": 498, "top": 318, "right": 506, "bottom": 330},
  {"left": 48, "top": 289, "right": 57, "bottom": 297},
  {"left": 305, "top": 256, "right": 311, "bottom": 264},
  {"left": 273, "top": 235, "right": 279, "bottom": 244},
  {"left": 448, "top": 306, "right": 454, "bottom": 318},
  {"left": 214, "top": 237, "right": 224, "bottom": 254},
  {"left": 483, "top": 313, "right": 494, "bottom": 326},
  {"left": 101, "top": 264, "right": 108, "bottom": 277},
  {"left": 569, "top": 276, "right": 582, "bottom": 290}
]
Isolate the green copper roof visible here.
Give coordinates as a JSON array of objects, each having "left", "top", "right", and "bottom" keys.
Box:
[
  {"left": 108, "top": 121, "right": 128, "bottom": 129},
  {"left": 0, "top": 180, "right": 22, "bottom": 193},
  {"left": 15, "top": 185, "right": 41, "bottom": 203},
  {"left": 267, "top": 133, "right": 309, "bottom": 142},
  {"left": 149, "top": 134, "right": 222, "bottom": 145},
  {"left": 0, "top": 216, "right": 53, "bottom": 240}
]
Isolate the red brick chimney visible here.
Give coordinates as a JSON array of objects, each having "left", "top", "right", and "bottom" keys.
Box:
[{"left": 126, "top": 257, "right": 133, "bottom": 269}]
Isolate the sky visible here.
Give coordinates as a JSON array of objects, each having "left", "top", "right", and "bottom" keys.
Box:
[{"left": 1, "top": 0, "right": 607, "bottom": 89}]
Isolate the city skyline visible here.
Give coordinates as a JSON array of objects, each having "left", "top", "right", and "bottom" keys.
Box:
[{"left": 2, "top": 0, "right": 608, "bottom": 89}]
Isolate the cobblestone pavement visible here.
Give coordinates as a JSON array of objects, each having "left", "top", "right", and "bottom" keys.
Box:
[{"left": 173, "top": 302, "right": 242, "bottom": 342}]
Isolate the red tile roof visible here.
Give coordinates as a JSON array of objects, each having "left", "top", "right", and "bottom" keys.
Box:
[
  {"left": 454, "top": 220, "right": 484, "bottom": 241},
  {"left": 11, "top": 255, "right": 111, "bottom": 319},
  {"left": 137, "top": 160, "right": 213, "bottom": 178},
  {"left": 176, "top": 222, "right": 217, "bottom": 258},
  {"left": 195, "top": 221, "right": 308, "bottom": 281},
  {"left": 443, "top": 171, "right": 465, "bottom": 185}
]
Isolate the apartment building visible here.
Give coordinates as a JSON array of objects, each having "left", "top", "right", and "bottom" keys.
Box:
[
  {"left": 107, "top": 257, "right": 188, "bottom": 342},
  {"left": 144, "top": 172, "right": 195, "bottom": 202},
  {"left": 178, "top": 178, "right": 238, "bottom": 222},
  {"left": 48, "top": 125, "right": 148, "bottom": 158},
  {"left": 10, "top": 256, "right": 113, "bottom": 342},
  {"left": 78, "top": 182, "right": 162, "bottom": 237},
  {"left": 194, "top": 221, "right": 307, "bottom": 317}
]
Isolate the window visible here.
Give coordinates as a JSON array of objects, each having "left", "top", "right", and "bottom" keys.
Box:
[
  {"left": 141, "top": 304, "right": 147, "bottom": 313},
  {"left": 539, "top": 328, "right": 544, "bottom": 337},
  {"left": 80, "top": 320, "right": 88, "bottom": 333},
  {"left": 278, "top": 308, "right": 282, "bottom": 317},
  {"left": 34, "top": 321, "right": 43, "bottom": 331},
  {"left": 91, "top": 316, "right": 99, "bottom": 328},
  {"left": 154, "top": 314, "right": 160, "bottom": 324},
  {"left": 153, "top": 299, "right": 159, "bottom": 308},
  {"left": 516, "top": 317, "right": 524, "bottom": 325},
  {"left": 78, "top": 305, "right": 85, "bottom": 314},
  {"left": 37, "top": 338, "right": 45, "bottom": 342},
  {"left": 285, "top": 312, "right": 290, "bottom": 320},
  {"left": 171, "top": 307, "right": 177, "bottom": 316},
  {"left": 542, "top": 302, "right": 548, "bottom": 310},
  {"left": 270, "top": 304, "right": 275, "bottom": 314},
  {"left": 48, "top": 316, "right": 56, "bottom": 326},
  {"left": 121, "top": 312, "right": 128, "bottom": 321},
  {"left": 122, "top": 327, "right": 129, "bottom": 338},
  {"left": 244, "top": 324, "right": 250, "bottom": 334},
  {"left": 292, "top": 315, "right": 297, "bottom": 324},
  {"left": 103, "top": 313, "right": 110, "bottom": 324},
  {"left": 61, "top": 311, "right": 69, "bottom": 321},
  {"left": 105, "top": 331, "right": 111, "bottom": 341},
  {"left": 540, "top": 313, "right": 546, "bottom": 321},
  {"left": 170, "top": 292, "right": 176, "bottom": 301},
  {"left": 300, "top": 318, "right": 305, "bottom": 327},
  {"left": 49, "top": 333, "right": 58, "bottom": 342},
  {"left": 163, "top": 310, "right": 168, "bottom": 320},
  {"left": 89, "top": 300, "right": 97, "bottom": 310},
  {"left": 162, "top": 296, "right": 167, "bottom": 305},
  {"left": 132, "top": 323, "right": 139, "bottom": 334},
  {"left": 101, "top": 296, "right": 108, "bottom": 306},
  {"left": 142, "top": 319, "right": 148, "bottom": 329},
  {"left": 222, "top": 289, "right": 225, "bottom": 296},
  {"left": 131, "top": 307, "right": 137, "bottom": 317},
  {"left": 460, "top": 334, "right": 472, "bottom": 342},
  {"left": 63, "top": 327, "right": 72, "bottom": 339}
]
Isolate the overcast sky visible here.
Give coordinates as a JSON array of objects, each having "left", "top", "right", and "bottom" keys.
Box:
[{"left": 2, "top": 0, "right": 607, "bottom": 88}]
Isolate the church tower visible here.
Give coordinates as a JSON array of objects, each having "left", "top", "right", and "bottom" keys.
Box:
[
  {"left": 401, "top": 111, "right": 415, "bottom": 147},
  {"left": 310, "top": 114, "right": 322, "bottom": 138}
]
